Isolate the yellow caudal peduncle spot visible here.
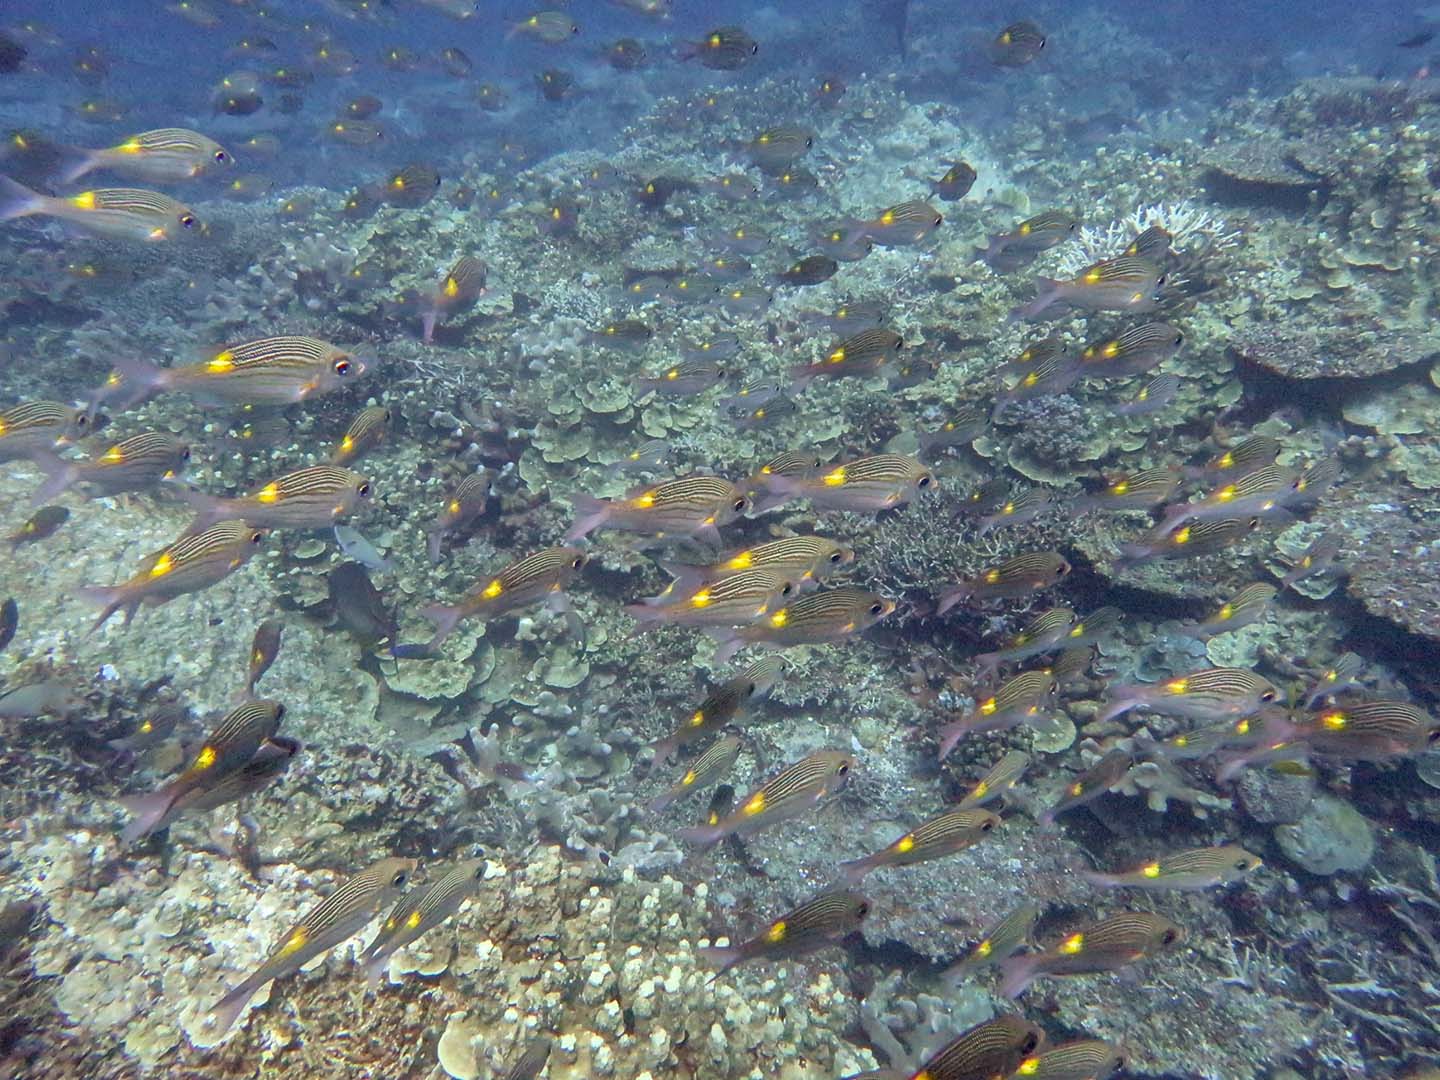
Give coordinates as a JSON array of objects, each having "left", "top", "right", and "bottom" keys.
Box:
[
  {"left": 688, "top": 710, "right": 706, "bottom": 728},
  {"left": 894, "top": 834, "right": 915, "bottom": 854},
  {"left": 256, "top": 483, "right": 281, "bottom": 504},
  {"left": 1172, "top": 525, "right": 1192, "bottom": 545},
  {"left": 194, "top": 745, "right": 217, "bottom": 769},
  {"left": 725, "top": 551, "right": 753, "bottom": 570},
  {"left": 681, "top": 769, "right": 697, "bottom": 787},
  {"left": 768, "top": 609, "right": 789, "bottom": 629},
  {"left": 69, "top": 191, "right": 97, "bottom": 211},
  {"left": 482, "top": 579, "right": 503, "bottom": 600},
  {"left": 633, "top": 492, "right": 656, "bottom": 509},
  {"left": 1322, "top": 711, "right": 1347, "bottom": 730},
  {"left": 970, "top": 781, "right": 990, "bottom": 799},
  {"left": 742, "top": 792, "right": 766, "bottom": 816},
  {"left": 1017, "top": 1058, "right": 1041, "bottom": 1076},
  {"left": 116, "top": 138, "right": 143, "bottom": 154},
  {"left": 149, "top": 553, "right": 174, "bottom": 577},
  {"left": 979, "top": 697, "right": 998, "bottom": 716},
  {"left": 822, "top": 466, "right": 847, "bottom": 487},
  {"left": 1142, "top": 861, "right": 1162, "bottom": 878},
  {"left": 100, "top": 445, "right": 125, "bottom": 464},
  {"left": 765, "top": 920, "right": 787, "bottom": 943},
  {"left": 689, "top": 589, "right": 712, "bottom": 609},
  {"left": 1060, "top": 932, "right": 1085, "bottom": 954},
  {"left": 279, "top": 929, "right": 307, "bottom": 956},
  {"left": 444, "top": 278, "right": 460, "bottom": 298},
  {"left": 406, "top": 911, "right": 422, "bottom": 929},
  {"left": 1165, "top": 677, "right": 1190, "bottom": 694},
  {"left": 207, "top": 350, "right": 235, "bottom": 374}
]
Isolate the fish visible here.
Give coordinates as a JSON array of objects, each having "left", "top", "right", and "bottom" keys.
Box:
[
  {"left": 1286, "top": 456, "right": 1343, "bottom": 507},
  {"left": 30, "top": 432, "right": 190, "bottom": 504},
  {"left": 98, "top": 336, "right": 368, "bottom": 410},
  {"left": 330, "top": 406, "right": 391, "bottom": 467},
  {"left": 607, "top": 439, "right": 670, "bottom": 475},
  {"left": 708, "top": 224, "right": 771, "bottom": 255},
  {"left": 746, "top": 126, "right": 813, "bottom": 172},
  {"left": 0, "top": 177, "right": 202, "bottom": 243},
  {"left": 973, "top": 609, "right": 1078, "bottom": 671},
  {"left": 907, "top": 1015, "right": 1045, "bottom": 1080},
  {"left": 648, "top": 656, "right": 786, "bottom": 764},
  {"left": 745, "top": 450, "right": 828, "bottom": 511},
  {"left": 178, "top": 466, "right": 373, "bottom": 533},
  {"left": 791, "top": 329, "right": 904, "bottom": 389},
  {"left": 1078, "top": 322, "right": 1184, "bottom": 378},
  {"left": 702, "top": 254, "right": 752, "bottom": 281},
  {"left": 814, "top": 224, "right": 875, "bottom": 262},
  {"left": 1115, "top": 515, "right": 1263, "bottom": 566},
  {"left": 71, "top": 99, "right": 129, "bottom": 124},
  {"left": 1038, "top": 750, "right": 1135, "bottom": 825},
  {"left": 647, "top": 734, "right": 742, "bottom": 813},
  {"left": 977, "top": 212, "right": 1078, "bottom": 272},
  {"left": 474, "top": 83, "right": 509, "bottom": 111},
  {"left": 0, "top": 679, "right": 79, "bottom": 719},
  {"left": 1155, "top": 464, "right": 1297, "bottom": 532},
  {"left": 383, "top": 163, "right": 440, "bottom": 209},
  {"left": 679, "top": 27, "right": 759, "bottom": 71},
  {"left": 931, "top": 162, "right": 977, "bottom": 202},
  {"left": 55, "top": 128, "right": 232, "bottom": 184},
  {"left": 536, "top": 68, "right": 575, "bottom": 101},
  {"left": 6, "top": 505, "right": 69, "bottom": 550},
  {"left": 421, "top": 256, "right": 487, "bottom": 344},
  {"left": 1123, "top": 225, "right": 1173, "bottom": 260},
  {"left": 1176, "top": 583, "right": 1277, "bottom": 639},
  {"left": 731, "top": 395, "right": 816, "bottom": 428},
  {"left": 977, "top": 489, "right": 1052, "bottom": 537},
  {"left": 565, "top": 476, "right": 750, "bottom": 544},
  {"left": 107, "top": 703, "right": 185, "bottom": 754},
  {"left": 0, "top": 597, "right": 14, "bottom": 653},
  {"left": 990, "top": 350, "right": 1082, "bottom": 417},
  {"left": 333, "top": 526, "right": 391, "bottom": 573},
  {"left": 838, "top": 809, "right": 999, "bottom": 883},
  {"left": 956, "top": 750, "right": 1031, "bottom": 810},
  {"left": 770, "top": 167, "right": 821, "bottom": 199},
  {"left": 381, "top": 44, "right": 421, "bottom": 71},
  {"left": 204, "top": 857, "right": 417, "bottom": 1037},
  {"left": 626, "top": 569, "right": 798, "bottom": 629},
  {"left": 131, "top": 735, "right": 299, "bottom": 844},
  {"left": 1290, "top": 702, "right": 1440, "bottom": 761},
  {"left": 1005, "top": 1040, "right": 1127, "bottom": 1080},
  {"left": 413, "top": 546, "right": 586, "bottom": 652},
  {"left": 658, "top": 536, "right": 855, "bottom": 595},
  {"left": 999, "top": 912, "right": 1184, "bottom": 998},
  {"left": 426, "top": 472, "right": 490, "bottom": 563},
  {"left": 859, "top": 201, "right": 943, "bottom": 247},
  {"left": 605, "top": 37, "right": 647, "bottom": 70},
  {"left": 697, "top": 890, "right": 868, "bottom": 975},
  {"left": 360, "top": 858, "right": 487, "bottom": 983},
  {"left": 940, "top": 903, "right": 1040, "bottom": 985},
  {"left": 1302, "top": 652, "right": 1364, "bottom": 710},
  {"left": 937, "top": 671, "right": 1059, "bottom": 760},
  {"left": 1278, "top": 532, "right": 1342, "bottom": 589},
  {"left": 721, "top": 378, "right": 787, "bottom": 413},
  {"left": 587, "top": 319, "right": 653, "bottom": 351},
  {"left": 246, "top": 619, "right": 283, "bottom": 696},
  {"left": 761, "top": 454, "right": 934, "bottom": 513},
  {"left": 213, "top": 71, "right": 263, "bottom": 116},
  {"left": 1011, "top": 257, "right": 1165, "bottom": 322},
  {"left": 1083, "top": 844, "right": 1263, "bottom": 891},
  {"left": 681, "top": 333, "right": 741, "bottom": 363},
  {"left": 917, "top": 405, "right": 990, "bottom": 457},
  {"left": 510, "top": 11, "right": 579, "bottom": 43},
  {"left": 633, "top": 360, "right": 729, "bottom": 397},
  {"left": 710, "top": 588, "right": 895, "bottom": 665},
  {"left": 345, "top": 95, "right": 383, "bottom": 119},
  {"left": 539, "top": 198, "right": 579, "bottom": 238},
  {"left": 341, "top": 183, "right": 385, "bottom": 217},
  {"left": 936, "top": 551, "right": 1071, "bottom": 612},
  {"left": 1398, "top": 30, "right": 1436, "bottom": 48},
  {"left": 328, "top": 120, "right": 387, "bottom": 149},
  {"left": 1072, "top": 466, "right": 1183, "bottom": 513},
  {"left": 703, "top": 784, "right": 736, "bottom": 828},
  {"left": 798, "top": 300, "right": 887, "bottom": 333},
  {"left": 991, "top": 20, "right": 1046, "bottom": 66},
  {"left": 775, "top": 255, "right": 839, "bottom": 287},
  {"left": 1187, "top": 434, "right": 1282, "bottom": 482},
  {"left": 79, "top": 521, "right": 268, "bottom": 631},
  {"left": 329, "top": 562, "right": 397, "bottom": 646},
  {"left": 1097, "top": 667, "right": 1279, "bottom": 725},
  {"left": 701, "top": 174, "right": 759, "bottom": 203},
  {"left": 117, "top": 699, "right": 285, "bottom": 844},
  {"left": 678, "top": 750, "right": 856, "bottom": 849},
  {"left": 500, "top": 1037, "right": 553, "bottom": 1080}
]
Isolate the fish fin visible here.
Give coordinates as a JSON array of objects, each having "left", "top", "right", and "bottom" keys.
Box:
[
  {"left": 27, "top": 451, "right": 77, "bottom": 506},
  {"left": 76, "top": 584, "right": 136, "bottom": 634},
  {"left": 656, "top": 561, "right": 707, "bottom": 596},
  {"left": 425, "top": 529, "right": 443, "bottom": 565},
  {"left": 935, "top": 722, "right": 965, "bottom": 762},
  {"left": 675, "top": 823, "right": 724, "bottom": 849},
  {"left": 168, "top": 485, "right": 225, "bottom": 534},
  {"left": 997, "top": 953, "right": 1038, "bottom": 998},
  {"left": 647, "top": 735, "right": 679, "bottom": 767},
  {"left": 418, "top": 602, "right": 462, "bottom": 648},
  {"left": 836, "top": 857, "right": 874, "bottom": 885},
  {"left": 745, "top": 491, "right": 794, "bottom": 515},
  {"left": 645, "top": 788, "right": 680, "bottom": 814},
  {"left": 0, "top": 174, "right": 43, "bottom": 222},
  {"left": 934, "top": 586, "right": 968, "bottom": 615},
  {"left": 564, "top": 493, "right": 610, "bottom": 542},
  {"left": 707, "top": 631, "right": 742, "bottom": 666},
  {"left": 53, "top": 143, "right": 101, "bottom": 185},
  {"left": 95, "top": 355, "right": 168, "bottom": 412},
  {"left": 203, "top": 977, "right": 261, "bottom": 1040},
  {"left": 695, "top": 944, "right": 742, "bottom": 977},
  {"left": 420, "top": 307, "right": 439, "bottom": 345},
  {"left": 1078, "top": 870, "right": 1114, "bottom": 888},
  {"left": 622, "top": 602, "right": 664, "bottom": 626},
  {"left": 1092, "top": 698, "right": 1134, "bottom": 725},
  {"left": 117, "top": 787, "right": 177, "bottom": 846},
  {"left": 1008, "top": 278, "right": 1061, "bottom": 323}
]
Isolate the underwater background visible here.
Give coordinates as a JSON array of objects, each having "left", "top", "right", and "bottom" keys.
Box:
[{"left": 1, "top": 1, "right": 1439, "bottom": 1078}]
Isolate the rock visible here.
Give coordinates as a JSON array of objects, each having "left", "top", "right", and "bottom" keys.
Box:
[
  {"left": 1235, "top": 767, "right": 1315, "bottom": 825},
  {"left": 1231, "top": 324, "right": 1439, "bottom": 381},
  {"left": 1274, "top": 794, "right": 1374, "bottom": 875}
]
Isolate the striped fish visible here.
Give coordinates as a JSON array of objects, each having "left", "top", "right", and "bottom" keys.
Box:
[
  {"left": 1079, "top": 321, "right": 1183, "bottom": 378},
  {"left": 246, "top": 619, "right": 283, "bottom": 695},
  {"left": 1006, "top": 1040, "right": 1126, "bottom": 1080},
  {"left": 978, "top": 210, "right": 1078, "bottom": 270},
  {"left": 999, "top": 911, "right": 1184, "bottom": 998},
  {"left": 566, "top": 475, "right": 749, "bottom": 543},
  {"left": 697, "top": 889, "right": 869, "bottom": 975},
  {"left": 992, "top": 349, "right": 1081, "bottom": 414},
  {"left": 975, "top": 608, "right": 1078, "bottom": 670},
  {"left": 1084, "top": 843, "right": 1263, "bottom": 891},
  {"left": 791, "top": 327, "right": 903, "bottom": 388},
  {"left": 917, "top": 404, "right": 990, "bottom": 457},
  {"left": 181, "top": 465, "right": 372, "bottom": 533},
  {"left": 1012, "top": 256, "right": 1165, "bottom": 322},
  {"left": 1278, "top": 532, "right": 1341, "bottom": 589},
  {"left": 1295, "top": 701, "right": 1440, "bottom": 760},
  {"left": 1302, "top": 651, "right": 1364, "bottom": 709},
  {"left": 710, "top": 587, "right": 896, "bottom": 665},
  {"left": 418, "top": 546, "right": 586, "bottom": 650},
  {"left": 634, "top": 358, "right": 729, "bottom": 397},
  {"left": 1189, "top": 434, "right": 1282, "bottom": 481},
  {"left": 1123, "top": 225, "right": 1173, "bottom": 259},
  {"left": 658, "top": 535, "right": 854, "bottom": 595},
  {"left": 1039, "top": 749, "right": 1136, "bottom": 825},
  {"left": 1098, "top": 667, "right": 1278, "bottom": 725},
  {"left": 797, "top": 298, "right": 886, "bottom": 332},
  {"left": 0, "top": 176, "right": 201, "bottom": 242},
  {"left": 648, "top": 656, "right": 786, "bottom": 764},
  {"left": 746, "top": 450, "right": 828, "bottom": 512},
  {"left": 361, "top": 858, "right": 487, "bottom": 983},
  {"left": 839, "top": 808, "right": 999, "bottom": 883},
  {"left": 1117, "top": 514, "right": 1262, "bottom": 565},
  {"left": 422, "top": 256, "right": 486, "bottom": 343},
  {"left": 1177, "top": 583, "right": 1276, "bottom": 639},
  {"left": 626, "top": 568, "right": 797, "bottom": 628},
  {"left": 941, "top": 902, "right": 1040, "bottom": 985},
  {"left": 125, "top": 736, "right": 297, "bottom": 847},
  {"left": 0, "top": 400, "right": 89, "bottom": 462},
  {"left": 61, "top": 127, "right": 231, "bottom": 184},
  {"left": 1072, "top": 466, "right": 1182, "bottom": 512},
  {"left": 978, "top": 488, "right": 1052, "bottom": 537},
  {"left": 765, "top": 453, "right": 935, "bottom": 513},
  {"left": 907, "top": 1015, "right": 1045, "bottom": 1080},
  {"left": 383, "top": 162, "right": 440, "bottom": 208},
  {"left": 205, "top": 857, "right": 417, "bottom": 1037},
  {"left": 500, "top": 1038, "right": 552, "bottom": 1080},
  {"left": 1115, "top": 371, "right": 1180, "bottom": 416},
  {"left": 936, "top": 551, "right": 1071, "bottom": 612},
  {"left": 330, "top": 406, "right": 391, "bottom": 466},
  {"left": 99, "top": 335, "right": 367, "bottom": 409},
  {"left": 938, "top": 670, "right": 1059, "bottom": 760},
  {"left": 1000, "top": 335, "right": 1067, "bottom": 376},
  {"left": 426, "top": 471, "right": 491, "bottom": 563},
  {"left": 31, "top": 431, "right": 190, "bottom": 504},
  {"left": 647, "top": 734, "right": 742, "bottom": 813},
  {"left": 79, "top": 520, "right": 268, "bottom": 631},
  {"left": 1159, "top": 463, "right": 1297, "bottom": 530},
  {"left": 861, "top": 200, "right": 943, "bottom": 246},
  {"left": 676, "top": 749, "right": 855, "bottom": 848},
  {"left": 957, "top": 750, "right": 1031, "bottom": 810}
]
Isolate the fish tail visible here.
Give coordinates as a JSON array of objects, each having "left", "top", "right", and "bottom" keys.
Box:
[
  {"left": 647, "top": 734, "right": 679, "bottom": 767},
  {"left": 425, "top": 529, "right": 443, "bottom": 564},
  {"left": 204, "top": 976, "right": 262, "bottom": 1040},
  {"left": 117, "top": 787, "right": 177, "bottom": 846},
  {"left": 1079, "top": 869, "right": 1115, "bottom": 888},
  {"left": 998, "top": 954, "right": 1039, "bottom": 998},
  {"left": 1008, "top": 278, "right": 1061, "bottom": 323},
  {"left": 76, "top": 584, "right": 137, "bottom": 634},
  {"left": 675, "top": 823, "right": 725, "bottom": 849},
  {"left": 96, "top": 356, "right": 169, "bottom": 412},
  {"left": 622, "top": 602, "right": 665, "bottom": 624},
  {"left": 656, "top": 561, "right": 706, "bottom": 596},
  {"left": 564, "top": 493, "right": 610, "bottom": 542},
  {"left": 54, "top": 144, "right": 101, "bottom": 185},
  {"left": 707, "top": 631, "right": 743, "bottom": 666},
  {"left": 645, "top": 787, "right": 680, "bottom": 814},
  {"left": 695, "top": 944, "right": 743, "bottom": 975},
  {"left": 0, "top": 173, "right": 44, "bottom": 222},
  {"left": 836, "top": 856, "right": 875, "bottom": 885},
  {"left": 28, "top": 451, "right": 78, "bottom": 506},
  {"left": 419, "top": 602, "right": 462, "bottom": 647},
  {"left": 1093, "top": 696, "right": 1135, "bottom": 725},
  {"left": 360, "top": 950, "right": 388, "bottom": 987},
  {"left": 420, "top": 307, "right": 439, "bottom": 345},
  {"left": 934, "top": 585, "right": 969, "bottom": 615},
  {"left": 170, "top": 485, "right": 225, "bottom": 534},
  {"left": 935, "top": 722, "right": 965, "bottom": 762}
]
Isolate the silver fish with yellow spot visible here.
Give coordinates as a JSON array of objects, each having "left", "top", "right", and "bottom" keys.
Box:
[
  {"left": 414, "top": 546, "right": 586, "bottom": 652},
  {"left": 648, "top": 656, "right": 786, "bottom": 764},
  {"left": 859, "top": 200, "right": 943, "bottom": 247},
  {"left": 1082, "top": 843, "right": 1263, "bottom": 891},
  {"left": 936, "top": 551, "right": 1071, "bottom": 612},
  {"left": 360, "top": 857, "right": 487, "bottom": 984},
  {"left": 32, "top": 432, "right": 190, "bottom": 505},
  {"left": 625, "top": 568, "right": 797, "bottom": 629},
  {"left": 566, "top": 475, "right": 750, "bottom": 544},
  {"left": 657, "top": 535, "right": 854, "bottom": 595},
  {"left": 1097, "top": 667, "right": 1278, "bottom": 725},
  {"left": 999, "top": 911, "right": 1184, "bottom": 998},
  {"left": 838, "top": 808, "right": 999, "bottom": 884},
  {"left": 1078, "top": 322, "right": 1183, "bottom": 378},
  {"left": 179, "top": 465, "right": 373, "bottom": 533},
  {"left": 1011, "top": 256, "right": 1165, "bottom": 322},
  {"left": 0, "top": 176, "right": 203, "bottom": 242},
  {"left": 426, "top": 471, "right": 490, "bottom": 563},
  {"left": 57, "top": 127, "right": 232, "bottom": 184},
  {"left": 937, "top": 670, "right": 1059, "bottom": 760},
  {"left": 1005, "top": 1040, "right": 1126, "bottom": 1080},
  {"left": 0, "top": 401, "right": 91, "bottom": 463},
  {"left": 677, "top": 749, "right": 855, "bottom": 848},
  {"left": 647, "top": 734, "right": 742, "bottom": 813},
  {"left": 761, "top": 453, "right": 934, "bottom": 513},
  {"left": 941, "top": 902, "right": 1040, "bottom": 985},
  {"left": 697, "top": 889, "right": 868, "bottom": 975},
  {"left": 710, "top": 587, "right": 895, "bottom": 665},
  {"left": 329, "top": 405, "right": 391, "bottom": 467},
  {"left": 1176, "top": 583, "right": 1276, "bottom": 640},
  {"left": 957, "top": 750, "right": 1031, "bottom": 810}
]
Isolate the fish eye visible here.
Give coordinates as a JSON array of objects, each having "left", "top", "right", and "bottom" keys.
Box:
[
  {"left": 76, "top": 413, "right": 90, "bottom": 428},
  {"left": 391, "top": 870, "right": 409, "bottom": 887},
  {"left": 836, "top": 763, "right": 850, "bottom": 776},
  {"left": 868, "top": 602, "right": 884, "bottom": 615},
  {"left": 856, "top": 902, "right": 870, "bottom": 917},
  {"left": 1260, "top": 689, "right": 1277, "bottom": 702},
  {"left": 249, "top": 531, "right": 264, "bottom": 544},
  {"left": 214, "top": 150, "right": 227, "bottom": 163},
  {"left": 1174, "top": 333, "right": 1184, "bottom": 346},
  {"left": 1055, "top": 562, "right": 1071, "bottom": 575},
  {"left": 732, "top": 498, "right": 747, "bottom": 511},
  {"left": 780, "top": 583, "right": 793, "bottom": 596},
  {"left": 180, "top": 214, "right": 195, "bottom": 228},
  {"left": 933, "top": 215, "right": 943, "bottom": 226},
  {"left": 828, "top": 551, "right": 843, "bottom": 563},
  {"left": 1161, "top": 928, "right": 1179, "bottom": 945},
  {"left": 358, "top": 482, "right": 373, "bottom": 498},
  {"left": 1234, "top": 858, "right": 1251, "bottom": 871},
  {"left": 1428, "top": 727, "right": 1440, "bottom": 744},
  {"left": 1020, "top": 1033, "right": 1041, "bottom": 1054},
  {"left": 917, "top": 475, "right": 932, "bottom": 488},
  {"left": 334, "top": 358, "right": 353, "bottom": 376},
  {"left": 1156, "top": 273, "right": 1168, "bottom": 286},
  {"left": 980, "top": 818, "right": 994, "bottom": 831},
  {"left": 180, "top": 447, "right": 192, "bottom": 460}
]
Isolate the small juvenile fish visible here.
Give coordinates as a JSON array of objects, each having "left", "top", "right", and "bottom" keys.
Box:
[
  {"left": 990, "top": 350, "right": 1082, "bottom": 417},
  {"left": 1011, "top": 257, "right": 1164, "bottom": 322},
  {"left": 566, "top": 476, "right": 750, "bottom": 544},
  {"left": 80, "top": 521, "right": 268, "bottom": 631},
  {"left": 838, "top": 809, "right": 999, "bottom": 883},
  {"left": 1116, "top": 515, "right": 1262, "bottom": 566},
  {"left": 658, "top": 536, "right": 854, "bottom": 595},
  {"left": 1079, "top": 322, "right": 1183, "bottom": 378},
  {"left": 360, "top": 858, "right": 487, "bottom": 983},
  {"left": 720, "top": 378, "right": 787, "bottom": 414},
  {"left": 762, "top": 454, "right": 934, "bottom": 513},
  {"left": 698, "top": 889, "right": 868, "bottom": 974},
  {"left": 1115, "top": 371, "right": 1179, "bottom": 416},
  {"left": 647, "top": 734, "right": 742, "bottom": 813},
  {"left": 330, "top": 406, "right": 391, "bottom": 467},
  {"left": 941, "top": 902, "right": 1040, "bottom": 984},
  {"left": 634, "top": 359, "right": 729, "bottom": 397},
  {"left": 978, "top": 488, "right": 1052, "bottom": 537},
  {"left": 627, "top": 568, "right": 797, "bottom": 629},
  {"left": 917, "top": 405, "right": 990, "bottom": 458},
  {"left": 679, "top": 26, "right": 758, "bottom": 70},
  {"left": 977, "top": 211, "right": 1078, "bottom": 272},
  {"left": 1278, "top": 532, "right": 1342, "bottom": 589},
  {"left": 179, "top": 466, "right": 373, "bottom": 533},
  {"left": 57, "top": 127, "right": 232, "bottom": 184},
  {"left": 1007, "top": 1040, "right": 1127, "bottom": 1080},
  {"left": 1177, "top": 583, "right": 1276, "bottom": 640},
  {"left": 6, "top": 505, "right": 69, "bottom": 550},
  {"left": 1302, "top": 652, "right": 1364, "bottom": 709},
  {"left": 746, "top": 126, "right": 813, "bottom": 172},
  {"left": 682, "top": 333, "right": 741, "bottom": 363},
  {"left": 421, "top": 256, "right": 486, "bottom": 344},
  {"left": 0, "top": 177, "right": 202, "bottom": 242},
  {"left": 775, "top": 255, "right": 838, "bottom": 287},
  {"left": 791, "top": 328, "right": 904, "bottom": 390},
  {"left": 908, "top": 1016, "right": 1045, "bottom": 1080},
  {"left": 957, "top": 750, "right": 1031, "bottom": 810},
  {"left": 1187, "top": 434, "right": 1282, "bottom": 482},
  {"left": 1039, "top": 750, "right": 1135, "bottom": 825},
  {"left": 746, "top": 449, "right": 827, "bottom": 512},
  {"left": 973, "top": 608, "right": 1077, "bottom": 671},
  {"left": 937, "top": 671, "right": 1059, "bottom": 760},
  {"left": 329, "top": 120, "right": 387, "bottom": 149},
  {"left": 99, "top": 336, "right": 367, "bottom": 410},
  {"left": 936, "top": 551, "right": 1071, "bottom": 612},
  {"left": 426, "top": 472, "right": 490, "bottom": 563},
  {"left": 1097, "top": 667, "right": 1278, "bottom": 725},
  {"left": 246, "top": 619, "right": 283, "bottom": 695},
  {"left": 205, "top": 857, "right": 417, "bottom": 1037},
  {"left": 107, "top": 703, "right": 185, "bottom": 754},
  {"left": 710, "top": 588, "right": 895, "bottom": 665},
  {"left": 1083, "top": 844, "right": 1262, "bottom": 891},
  {"left": 676, "top": 749, "right": 855, "bottom": 848},
  {"left": 991, "top": 19, "right": 1046, "bottom": 66},
  {"left": 383, "top": 163, "right": 440, "bottom": 209},
  {"left": 931, "top": 161, "right": 977, "bottom": 202},
  {"left": 999, "top": 912, "right": 1184, "bottom": 998},
  {"left": 414, "top": 546, "right": 586, "bottom": 652},
  {"left": 1072, "top": 466, "right": 1182, "bottom": 513},
  {"left": 648, "top": 656, "right": 786, "bottom": 763},
  {"left": 500, "top": 1037, "right": 553, "bottom": 1080},
  {"left": 859, "top": 201, "right": 943, "bottom": 247},
  {"left": 32, "top": 432, "right": 190, "bottom": 504}
]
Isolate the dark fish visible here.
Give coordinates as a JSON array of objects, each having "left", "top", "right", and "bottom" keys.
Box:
[
  {"left": 246, "top": 619, "right": 284, "bottom": 695},
  {"left": 708, "top": 223, "right": 771, "bottom": 254},
  {"left": 330, "top": 406, "right": 391, "bottom": 467},
  {"left": 416, "top": 547, "right": 585, "bottom": 651},
  {"left": 710, "top": 588, "right": 895, "bottom": 665},
  {"left": 6, "top": 505, "right": 69, "bottom": 549},
  {"left": 697, "top": 890, "right": 868, "bottom": 974},
  {"left": 702, "top": 254, "right": 753, "bottom": 281},
  {"left": 678, "top": 27, "right": 758, "bottom": 71},
  {"left": 991, "top": 20, "right": 1046, "bottom": 67},
  {"left": 426, "top": 472, "right": 490, "bottom": 563},
  {"left": 704, "top": 784, "right": 736, "bottom": 828},
  {"left": 605, "top": 37, "right": 646, "bottom": 70},
  {"left": 383, "top": 163, "right": 440, "bottom": 209},
  {"left": 649, "top": 656, "right": 786, "bottom": 764},
  {"left": 941, "top": 902, "right": 1040, "bottom": 984},
  {"left": 839, "top": 809, "right": 999, "bottom": 883},
  {"left": 107, "top": 703, "right": 185, "bottom": 754},
  {"left": 1039, "top": 749, "right": 1134, "bottom": 824},
  {"left": 1078, "top": 322, "right": 1183, "bottom": 378},
  {"left": 1000, "top": 912, "right": 1184, "bottom": 998},
  {"left": 931, "top": 161, "right": 977, "bottom": 202},
  {"left": 977, "top": 211, "right": 1078, "bottom": 271},
  {"left": 360, "top": 857, "right": 487, "bottom": 983},
  {"left": 329, "top": 563, "right": 396, "bottom": 646},
  {"left": 501, "top": 1038, "right": 552, "bottom": 1080},
  {"left": 0, "top": 597, "right": 14, "bottom": 653},
  {"left": 909, "top": 1016, "right": 1045, "bottom": 1080},
  {"left": 536, "top": 68, "right": 575, "bottom": 102},
  {"left": 775, "top": 255, "right": 839, "bottom": 287},
  {"left": 936, "top": 551, "right": 1070, "bottom": 612}
]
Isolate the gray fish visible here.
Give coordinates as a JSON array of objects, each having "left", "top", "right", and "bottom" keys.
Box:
[
  {"left": 333, "top": 525, "right": 393, "bottom": 572},
  {"left": 31, "top": 432, "right": 191, "bottom": 505},
  {"left": 698, "top": 889, "right": 869, "bottom": 975},
  {"left": 329, "top": 562, "right": 396, "bottom": 646},
  {"left": 0, "top": 679, "right": 78, "bottom": 719},
  {"left": 6, "top": 505, "right": 70, "bottom": 549},
  {"left": 246, "top": 620, "right": 283, "bottom": 695},
  {"left": 426, "top": 471, "right": 490, "bottom": 563},
  {"left": 108, "top": 703, "right": 185, "bottom": 753}
]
